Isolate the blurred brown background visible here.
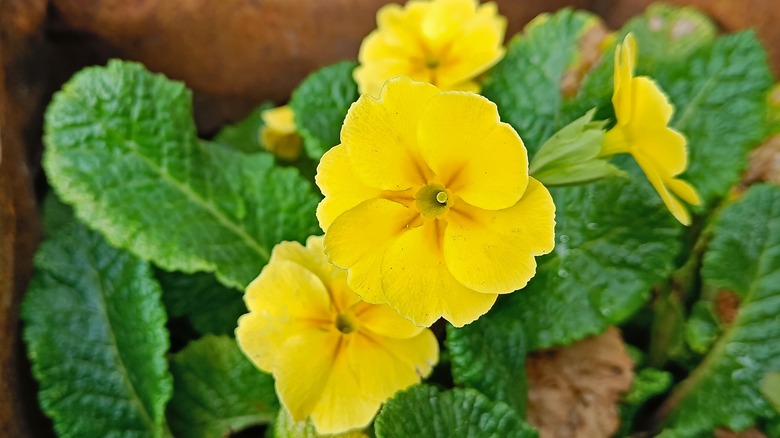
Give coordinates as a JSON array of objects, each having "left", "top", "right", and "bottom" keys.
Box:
[{"left": 1, "top": 0, "right": 778, "bottom": 436}]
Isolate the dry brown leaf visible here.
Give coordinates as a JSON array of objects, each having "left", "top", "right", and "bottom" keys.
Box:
[
  {"left": 715, "top": 427, "right": 768, "bottom": 438},
  {"left": 561, "top": 20, "right": 612, "bottom": 98},
  {"left": 744, "top": 135, "right": 780, "bottom": 185},
  {"left": 526, "top": 327, "right": 634, "bottom": 438},
  {"left": 714, "top": 290, "right": 740, "bottom": 325}
]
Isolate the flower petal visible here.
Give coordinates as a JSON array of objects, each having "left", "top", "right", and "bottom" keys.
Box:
[
  {"left": 374, "top": 1, "right": 429, "bottom": 55},
  {"left": 243, "top": 260, "right": 332, "bottom": 318},
  {"left": 274, "top": 331, "right": 342, "bottom": 422},
  {"left": 355, "top": 303, "right": 424, "bottom": 339},
  {"left": 667, "top": 177, "right": 702, "bottom": 206},
  {"left": 316, "top": 145, "right": 384, "bottom": 231},
  {"left": 436, "top": 2, "right": 506, "bottom": 88},
  {"left": 310, "top": 339, "right": 379, "bottom": 435},
  {"left": 628, "top": 77, "right": 687, "bottom": 176},
  {"left": 342, "top": 78, "right": 438, "bottom": 191},
  {"left": 324, "top": 198, "right": 418, "bottom": 303},
  {"left": 444, "top": 178, "right": 555, "bottom": 294},
  {"left": 613, "top": 33, "right": 637, "bottom": 123},
  {"left": 237, "top": 259, "right": 334, "bottom": 371},
  {"left": 417, "top": 92, "right": 528, "bottom": 210},
  {"left": 268, "top": 237, "right": 332, "bottom": 288},
  {"left": 347, "top": 330, "right": 439, "bottom": 404},
  {"left": 421, "top": 0, "right": 476, "bottom": 53},
  {"left": 380, "top": 221, "right": 498, "bottom": 327},
  {"left": 634, "top": 152, "right": 692, "bottom": 225}
]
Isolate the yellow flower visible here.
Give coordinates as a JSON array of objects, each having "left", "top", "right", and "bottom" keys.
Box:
[
  {"left": 354, "top": 0, "right": 506, "bottom": 97},
  {"left": 260, "top": 105, "right": 302, "bottom": 161},
  {"left": 602, "top": 33, "right": 701, "bottom": 225},
  {"left": 236, "top": 236, "right": 438, "bottom": 435},
  {"left": 316, "top": 77, "right": 556, "bottom": 327}
]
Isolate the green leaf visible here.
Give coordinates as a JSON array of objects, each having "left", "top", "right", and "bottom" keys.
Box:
[
  {"left": 157, "top": 269, "right": 245, "bottom": 336},
  {"left": 43, "top": 60, "right": 321, "bottom": 289},
  {"left": 41, "top": 191, "right": 76, "bottom": 235},
  {"left": 22, "top": 206, "right": 172, "bottom": 437},
  {"left": 654, "top": 32, "right": 773, "bottom": 205},
  {"left": 621, "top": 3, "right": 716, "bottom": 68},
  {"left": 761, "top": 372, "right": 780, "bottom": 415},
  {"left": 167, "top": 335, "right": 279, "bottom": 438},
  {"left": 684, "top": 301, "right": 720, "bottom": 354},
  {"left": 661, "top": 184, "right": 780, "bottom": 434},
  {"left": 618, "top": 368, "right": 673, "bottom": 437},
  {"left": 375, "top": 385, "right": 538, "bottom": 438},
  {"left": 509, "top": 165, "right": 683, "bottom": 349},
  {"left": 767, "top": 84, "right": 780, "bottom": 135},
  {"left": 446, "top": 305, "right": 528, "bottom": 416},
  {"left": 214, "top": 102, "right": 274, "bottom": 154},
  {"left": 483, "top": 9, "right": 601, "bottom": 153},
  {"left": 289, "top": 61, "right": 359, "bottom": 160}
]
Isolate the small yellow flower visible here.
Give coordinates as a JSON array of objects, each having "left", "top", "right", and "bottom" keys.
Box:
[
  {"left": 236, "top": 236, "right": 438, "bottom": 435},
  {"left": 316, "top": 77, "right": 555, "bottom": 328},
  {"left": 602, "top": 33, "right": 701, "bottom": 225},
  {"left": 354, "top": 0, "right": 506, "bottom": 97},
  {"left": 260, "top": 105, "right": 302, "bottom": 161}
]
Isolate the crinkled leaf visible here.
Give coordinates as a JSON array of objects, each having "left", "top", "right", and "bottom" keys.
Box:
[
  {"left": 214, "top": 102, "right": 273, "bottom": 154},
  {"left": 618, "top": 368, "right": 673, "bottom": 437},
  {"left": 767, "top": 84, "right": 780, "bottom": 135},
  {"left": 509, "top": 162, "right": 682, "bottom": 350},
  {"left": 43, "top": 60, "right": 321, "bottom": 289},
  {"left": 446, "top": 306, "right": 527, "bottom": 415},
  {"left": 22, "top": 205, "right": 172, "bottom": 438},
  {"left": 685, "top": 301, "right": 720, "bottom": 354},
  {"left": 761, "top": 372, "right": 780, "bottom": 415},
  {"left": 167, "top": 335, "right": 279, "bottom": 438},
  {"left": 621, "top": 4, "right": 716, "bottom": 69},
  {"left": 483, "top": 8, "right": 602, "bottom": 153},
  {"left": 661, "top": 184, "right": 780, "bottom": 434},
  {"left": 375, "top": 385, "right": 538, "bottom": 438},
  {"left": 652, "top": 31, "right": 773, "bottom": 205},
  {"left": 157, "top": 269, "right": 245, "bottom": 336},
  {"left": 289, "top": 61, "right": 359, "bottom": 160}
]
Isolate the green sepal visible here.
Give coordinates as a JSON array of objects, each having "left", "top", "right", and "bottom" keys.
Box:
[
  {"left": 272, "top": 408, "right": 365, "bottom": 438},
  {"left": 529, "top": 109, "right": 624, "bottom": 186}
]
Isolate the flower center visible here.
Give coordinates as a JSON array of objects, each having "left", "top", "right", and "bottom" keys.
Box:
[
  {"left": 425, "top": 57, "right": 440, "bottom": 70},
  {"left": 335, "top": 312, "right": 358, "bottom": 334},
  {"left": 415, "top": 182, "right": 452, "bottom": 219}
]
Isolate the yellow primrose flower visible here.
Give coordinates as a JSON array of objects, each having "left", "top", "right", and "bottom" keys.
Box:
[
  {"left": 602, "top": 33, "right": 701, "bottom": 225},
  {"left": 236, "top": 236, "right": 438, "bottom": 435},
  {"left": 354, "top": 0, "right": 506, "bottom": 97},
  {"left": 316, "top": 77, "right": 556, "bottom": 327},
  {"left": 260, "top": 105, "right": 302, "bottom": 161}
]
